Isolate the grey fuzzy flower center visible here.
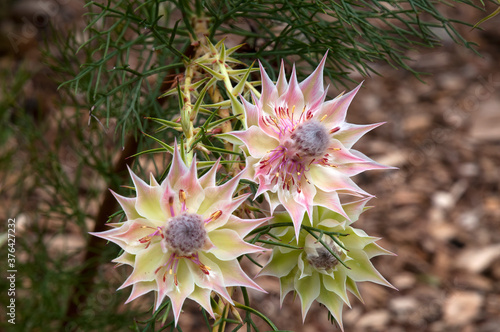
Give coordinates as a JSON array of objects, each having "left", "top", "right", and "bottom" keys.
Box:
[
  {"left": 164, "top": 213, "right": 207, "bottom": 256},
  {"left": 290, "top": 120, "right": 330, "bottom": 158},
  {"left": 307, "top": 246, "right": 341, "bottom": 270}
]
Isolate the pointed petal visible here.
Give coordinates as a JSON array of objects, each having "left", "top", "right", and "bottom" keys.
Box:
[
  {"left": 197, "top": 172, "right": 245, "bottom": 216},
  {"left": 230, "top": 126, "right": 279, "bottom": 158},
  {"left": 188, "top": 286, "right": 215, "bottom": 318},
  {"left": 312, "top": 189, "right": 350, "bottom": 222},
  {"left": 125, "top": 281, "right": 156, "bottom": 304},
  {"left": 299, "top": 52, "right": 327, "bottom": 105},
  {"left": 309, "top": 164, "right": 371, "bottom": 197},
  {"left": 258, "top": 61, "right": 278, "bottom": 114},
  {"left": 208, "top": 229, "right": 266, "bottom": 260},
  {"left": 334, "top": 122, "right": 384, "bottom": 149},
  {"left": 242, "top": 93, "right": 260, "bottom": 128},
  {"left": 128, "top": 166, "right": 166, "bottom": 221},
  {"left": 296, "top": 273, "right": 320, "bottom": 321},
  {"left": 217, "top": 257, "right": 265, "bottom": 292},
  {"left": 322, "top": 271, "right": 350, "bottom": 306},
  {"left": 198, "top": 158, "right": 220, "bottom": 189},
  {"left": 316, "top": 83, "right": 362, "bottom": 129},
  {"left": 278, "top": 189, "right": 306, "bottom": 241},
  {"left": 167, "top": 260, "right": 195, "bottom": 326},
  {"left": 223, "top": 215, "right": 271, "bottom": 238},
  {"left": 364, "top": 242, "right": 396, "bottom": 259},
  {"left": 276, "top": 59, "right": 288, "bottom": 95},
  {"left": 260, "top": 249, "right": 301, "bottom": 278},
  {"left": 277, "top": 64, "right": 304, "bottom": 114},
  {"left": 317, "top": 284, "right": 345, "bottom": 332},
  {"left": 119, "top": 243, "right": 166, "bottom": 289},
  {"left": 149, "top": 173, "right": 160, "bottom": 187},
  {"left": 345, "top": 251, "right": 396, "bottom": 289},
  {"left": 110, "top": 189, "right": 141, "bottom": 220},
  {"left": 113, "top": 251, "right": 135, "bottom": 267},
  {"left": 165, "top": 141, "right": 189, "bottom": 187},
  {"left": 175, "top": 155, "right": 205, "bottom": 211}
]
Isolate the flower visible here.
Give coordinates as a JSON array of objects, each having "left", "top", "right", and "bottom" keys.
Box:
[
  {"left": 230, "top": 54, "right": 393, "bottom": 239},
  {"left": 259, "top": 198, "right": 395, "bottom": 330},
  {"left": 90, "top": 144, "right": 269, "bottom": 324}
]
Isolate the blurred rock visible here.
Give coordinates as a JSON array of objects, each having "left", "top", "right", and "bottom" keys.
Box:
[
  {"left": 443, "top": 291, "right": 483, "bottom": 326},
  {"left": 456, "top": 244, "right": 500, "bottom": 273},
  {"left": 355, "top": 310, "right": 390, "bottom": 330}
]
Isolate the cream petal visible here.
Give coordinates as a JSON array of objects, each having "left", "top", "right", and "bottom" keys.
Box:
[
  {"left": 259, "top": 248, "right": 301, "bottom": 278},
  {"left": 277, "top": 65, "right": 304, "bottom": 116},
  {"left": 230, "top": 126, "right": 279, "bottom": 159},
  {"left": 204, "top": 194, "right": 251, "bottom": 232},
  {"left": 112, "top": 251, "right": 135, "bottom": 267},
  {"left": 216, "top": 257, "right": 265, "bottom": 292},
  {"left": 278, "top": 189, "right": 306, "bottom": 241},
  {"left": 295, "top": 273, "right": 320, "bottom": 321},
  {"left": 223, "top": 215, "right": 271, "bottom": 238},
  {"left": 124, "top": 281, "right": 156, "bottom": 304},
  {"left": 345, "top": 250, "right": 396, "bottom": 289},
  {"left": 174, "top": 155, "right": 205, "bottom": 212},
  {"left": 317, "top": 284, "right": 345, "bottom": 332},
  {"left": 190, "top": 253, "right": 234, "bottom": 303},
  {"left": 188, "top": 286, "right": 215, "bottom": 318},
  {"left": 110, "top": 190, "right": 141, "bottom": 220},
  {"left": 299, "top": 52, "right": 327, "bottom": 105},
  {"left": 119, "top": 242, "right": 166, "bottom": 289},
  {"left": 258, "top": 61, "right": 279, "bottom": 114},
  {"left": 279, "top": 269, "right": 297, "bottom": 307},
  {"left": 322, "top": 271, "right": 350, "bottom": 306},
  {"left": 208, "top": 228, "right": 266, "bottom": 260},
  {"left": 165, "top": 141, "right": 189, "bottom": 187},
  {"left": 309, "top": 164, "right": 371, "bottom": 196},
  {"left": 364, "top": 242, "right": 396, "bottom": 259},
  {"left": 128, "top": 166, "right": 166, "bottom": 221},
  {"left": 276, "top": 59, "right": 288, "bottom": 95},
  {"left": 312, "top": 189, "right": 350, "bottom": 222},
  {"left": 166, "top": 260, "right": 195, "bottom": 326},
  {"left": 334, "top": 122, "right": 384, "bottom": 149},
  {"left": 241, "top": 94, "right": 260, "bottom": 128},
  {"left": 198, "top": 158, "right": 220, "bottom": 189},
  {"left": 316, "top": 83, "right": 362, "bottom": 129}
]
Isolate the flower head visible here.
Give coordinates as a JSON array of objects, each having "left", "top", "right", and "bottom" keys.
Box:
[
  {"left": 91, "top": 144, "right": 268, "bottom": 324},
  {"left": 259, "top": 198, "right": 395, "bottom": 330},
  {"left": 230, "top": 54, "right": 393, "bottom": 239}
]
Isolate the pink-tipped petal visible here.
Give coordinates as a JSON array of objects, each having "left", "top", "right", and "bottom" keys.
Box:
[
  {"left": 111, "top": 190, "right": 141, "bottom": 220},
  {"left": 128, "top": 166, "right": 165, "bottom": 221},
  {"left": 258, "top": 61, "right": 279, "bottom": 114},
  {"left": 230, "top": 126, "right": 279, "bottom": 158},
  {"left": 334, "top": 122, "right": 384, "bottom": 149},
  {"left": 241, "top": 94, "right": 260, "bottom": 128},
  {"left": 299, "top": 52, "right": 328, "bottom": 105},
  {"left": 316, "top": 83, "right": 362, "bottom": 128},
  {"left": 276, "top": 59, "right": 289, "bottom": 95}
]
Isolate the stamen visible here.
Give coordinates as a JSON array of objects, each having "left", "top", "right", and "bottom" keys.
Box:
[
  {"left": 320, "top": 114, "right": 327, "bottom": 122},
  {"left": 179, "top": 189, "right": 187, "bottom": 212},
  {"left": 168, "top": 196, "right": 175, "bottom": 217},
  {"left": 330, "top": 126, "right": 340, "bottom": 134},
  {"left": 204, "top": 210, "right": 222, "bottom": 224}
]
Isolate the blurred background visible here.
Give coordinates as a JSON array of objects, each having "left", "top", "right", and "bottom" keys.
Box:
[{"left": 1, "top": 0, "right": 499, "bottom": 331}]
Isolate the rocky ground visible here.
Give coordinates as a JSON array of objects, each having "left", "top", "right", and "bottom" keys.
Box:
[{"left": 2, "top": 1, "right": 499, "bottom": 331}]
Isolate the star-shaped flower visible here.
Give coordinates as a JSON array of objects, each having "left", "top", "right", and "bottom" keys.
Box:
[
  {"left": 230, "top": 54, "right": 393, "bottom": 239},
  {"left": 259, "top": 199, "right": 395, "bottom": 330},
  {"left": 91, "top": 144, "right": 268, "bottom": 324}
]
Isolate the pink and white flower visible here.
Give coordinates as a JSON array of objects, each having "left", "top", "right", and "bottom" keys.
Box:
[
  {"left": 230, "top": 54, "right": 392, "bottom": 239},
  {"left": 90, "top": 144, "right": 268, "bottom": 324}
]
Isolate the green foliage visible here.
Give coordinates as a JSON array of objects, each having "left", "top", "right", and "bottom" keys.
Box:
[{"left": 1, "top": 0, "right": 492, "bottom": 331}]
